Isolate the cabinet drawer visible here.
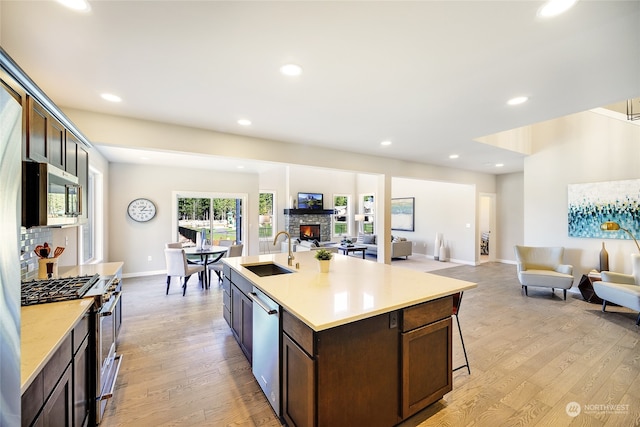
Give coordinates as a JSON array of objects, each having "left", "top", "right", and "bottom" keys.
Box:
[
  {"left": 401, "top": 296, "right": 452, "bottom": 332},
  {"left": 223, "top": 264, "right": 231, "bottom": 280},
  {"left": 229, "top": 268, "right": 253, "bottom": 296},
  {"left": 43, "top": 334, "right": 72, "bottom": 397},
  {"left": 221, "top": 276, "right": 230, "bottom": 295},
  {"left": 283, "top": 310, "right": 314, "bottom": 357},
  {"left": 223, "top": 287, "right": 231, "bottom": 311}
]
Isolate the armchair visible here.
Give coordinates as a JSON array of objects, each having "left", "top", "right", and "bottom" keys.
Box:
[
  {"left": 514, "top": 245, "right": 574, "bottom": 300},
  {"left": 593, "top": 254, "right": 640, "bottom": 325}
]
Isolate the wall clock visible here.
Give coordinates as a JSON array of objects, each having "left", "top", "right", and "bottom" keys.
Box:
[{"left": 127, "top": 198, "right": 157, "bottom": 222}]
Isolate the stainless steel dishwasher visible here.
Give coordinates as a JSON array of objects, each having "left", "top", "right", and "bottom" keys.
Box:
[{"left": 250, "top": 286, "right": 280, "bottom": 416}]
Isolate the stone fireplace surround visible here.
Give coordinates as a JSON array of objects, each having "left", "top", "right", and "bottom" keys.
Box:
[{"left": 283, "top": 209, "right": 335, "bottom": 242}]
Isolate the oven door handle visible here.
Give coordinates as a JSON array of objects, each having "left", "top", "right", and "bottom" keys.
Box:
[
  {"left": 99, "top": 354, "right": 123, "bottom": 400},
  {"left": 101, "top": 292, "right": 122, "bottom": 317}
]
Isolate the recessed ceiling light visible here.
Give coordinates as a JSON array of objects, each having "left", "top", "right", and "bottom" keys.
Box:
[
  {"left": 237, "top": 165, "right": 245, "bottom": 169},
  {"left": 280, "top": 64, "right": 302, "bottom": 77},
  {"left": 237, "top": 119, "right": 252, "bottom": 126},
  {"left": 449, "top": 154, "right": 459, "bottom": 159},
  {"left": 380, "top": 140, "right": 392, "bottom": 146},
  {"left": 538, "top": 0, "right": 578, "bottom": 17},
  {"left": 101, "top": 93, "right": 122, "bottom": 103},
  {"left": 140, "top": 156, "right": 150, "bottom": 161},
  {"left": 56, "top": 0, "right": 91, "bottom": 12},
  {"left": 507, "top": 96, "right": 528, "bottom": 106},
  {"left": 495, "top": 163, "right": 504, "bottom": 168}
]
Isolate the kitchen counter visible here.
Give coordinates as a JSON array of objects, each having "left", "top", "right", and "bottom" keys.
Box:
[
  {"left": 59, "top": 261, "right": 124, "bottom": 278},
  {"left": 223, "top": 251, "right": 476, "bottom": 331},
  {"left": 21, "top": 262, "right": 124, "bottom": 394},
  {"left": 21, "top": 298, "right": 93, "bottom": 393}
]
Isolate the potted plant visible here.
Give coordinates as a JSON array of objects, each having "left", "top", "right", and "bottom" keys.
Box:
[{"left": 314, "top": 249, "right": 333, "bottom": 273}]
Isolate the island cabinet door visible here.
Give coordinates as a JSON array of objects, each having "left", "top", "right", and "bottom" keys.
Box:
[
  {"left": 316, "top": 313, "right": 399, "bottom": 427},
  {"left": 231, "top": 285, "right": 253, "bottom": 363},
  {"left": 400, "top": 317, "right": 453, "bottom": 418},
  {"left": 282, "top": 333, "right": 315, "bottom": 427}
]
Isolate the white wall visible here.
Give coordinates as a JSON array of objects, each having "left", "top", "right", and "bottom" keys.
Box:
[
  {"left": 524, "top": 110, "right": 640, "bottom": 275},
  {"left": 109, "top": 163, "right": 259, "bottom": 276},
  {"left": 392, "top": 177, "right": 476, "bottom": 264},
  {"left": 496, "top": 172, "right": 524, "bottom": 262}
]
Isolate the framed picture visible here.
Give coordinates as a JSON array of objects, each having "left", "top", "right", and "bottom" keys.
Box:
[
  {"left": 391, "top": 197, "right": 415, "bottom": 231},
  {"left": 568, "top": 179, "right": 640, "bottom": 239}
]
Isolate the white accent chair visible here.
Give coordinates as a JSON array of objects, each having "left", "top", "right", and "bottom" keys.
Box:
[
  {"left": 593, "top": 254, "right": 640, "bottom": 325},
  {"left": 164, "top": 248, "right": 205, "bottom": 296},
  {"left": 208, "top": 244, "right": 244, "bottom": 284},
  {"left": 514, "top": 245, "right": 574, "bottom": 300}
]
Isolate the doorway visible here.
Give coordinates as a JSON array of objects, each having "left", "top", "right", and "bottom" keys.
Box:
[{"left": 479, "top": 193, "right": 496, "bottom": 263}]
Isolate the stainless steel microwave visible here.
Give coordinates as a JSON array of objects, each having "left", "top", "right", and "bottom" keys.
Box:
[{"left": 22, "top": 161, "right": 81, "bottom": 227}]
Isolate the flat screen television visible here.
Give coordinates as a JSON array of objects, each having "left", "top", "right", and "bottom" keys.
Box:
[{"left": 298, "top": 192, "right": 323, "bottom": 210}]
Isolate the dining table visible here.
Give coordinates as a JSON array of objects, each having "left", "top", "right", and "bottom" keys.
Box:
[{"left": 184, "top": 245, "right": 230, "bottom": 288}]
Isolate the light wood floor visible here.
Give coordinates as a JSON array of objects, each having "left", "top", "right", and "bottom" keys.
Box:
[{"left": 101, "top": 262, "right": 640, "bottom": 427}]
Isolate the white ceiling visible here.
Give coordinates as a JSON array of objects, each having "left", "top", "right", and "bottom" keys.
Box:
[{"left": 1, "top": 1, "right": 639, "bottom": 175}]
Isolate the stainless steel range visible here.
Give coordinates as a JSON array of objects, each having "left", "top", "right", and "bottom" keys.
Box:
[{"left": 21, "top": 274, "right": 123, "bottom": 425}]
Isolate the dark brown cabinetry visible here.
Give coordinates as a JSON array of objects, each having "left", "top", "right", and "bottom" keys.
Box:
[
  {"left": 65, "top": 131, "right": 78, "bottom": 176},
  {"left": 400, "top": 296, "right": 453, "bottom": 418},
  {"left": 22, "top": 335, "right": 73, "bottom": 427},
  {"left": 227, "top": 268, "right": 253, "bottom": 363},
  {"left": 48, "top": 117, "right": 66, "bottom": 170},
  {"left": 26, "top": 96, "right": 67, "bottom": 168},
  {"left": 26, "top": 96, "right": 49, "bottom": 163},
  {"left": 21, "top": 314, "right": 93, "bottom": 427},
  {"left": 76, "top": 145, "right": 88, "bottom": 220}
]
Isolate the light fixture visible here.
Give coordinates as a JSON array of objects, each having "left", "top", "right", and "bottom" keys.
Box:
[
  {"left": 237, "top": 119, "right": 252, "bottom": 126},
  {"left": 449, "top": 154, "right": 459, "bottom": 159},
  {"left": 507, "top": 96, "right": 528, "bottom": 106},
  {"left": 601, "top": 221, "right": 640, "bottom": 252},
  {"left": 380, "top": 140, "right": 392, "bottom": 146},
  {"left": 627, "top": 98, "right": 640, "bottom": 121},
  {"left": 495, "top": 163, "right": 504, "bottom": 168},
  {"left": 237, "top": 165, "right": 245, "bottom": 169},
  {"left": 56, "top": 0, "right": 91, "bottom": 12},
  {"left": 100, "top": 93, "right": 122, "bottom": 103},
  {"left": 280, "top": 64, "right": 302, "bottom": 77},
  {"left": 538, "top": 0, "right": 578, "bottom": 18},
  {"left": 355, "top": 214, "right": 365, "bottom": 234}
]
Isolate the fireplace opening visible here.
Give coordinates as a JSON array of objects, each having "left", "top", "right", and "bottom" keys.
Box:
[{"left": 300, "top": 224, "right": 321, "bottom": 241}]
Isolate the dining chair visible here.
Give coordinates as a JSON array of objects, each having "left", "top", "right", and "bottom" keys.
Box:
[
  {"left": 452, "top": 292, "right": 470, "bottom": 374},
  {"left": 208, "top": 244, "right": 244, "bottom": 284},
  {"left": 218, "top": 239, "right": 234, "bottom": 247},
  {"left": 164, "top": 248, "right": 205, "bottom": 296}
]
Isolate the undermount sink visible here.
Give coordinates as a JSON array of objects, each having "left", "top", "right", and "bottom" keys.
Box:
[{"left": 242, "top": 262, "right": 294, "bottom": 277}]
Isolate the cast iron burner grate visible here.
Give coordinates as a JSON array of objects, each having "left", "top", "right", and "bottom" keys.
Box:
[{"left": 21, "top": 274, "right": 100, "bottom": 306}]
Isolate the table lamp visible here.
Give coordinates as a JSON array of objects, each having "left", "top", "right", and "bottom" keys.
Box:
[{"left": 600, "top": 221, "right": 640, "bottom": 252}]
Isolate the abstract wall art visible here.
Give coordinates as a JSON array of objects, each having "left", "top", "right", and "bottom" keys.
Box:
[
  {"left": 391, "top": 197, "right": 415, "bottom": 231},
  {"left": 568, "top": 179, "right": 640, "bottom": 239}
]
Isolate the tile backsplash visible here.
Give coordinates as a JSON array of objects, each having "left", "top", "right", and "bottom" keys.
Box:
[{"left": 21, "top": 227, "right": 52, "bottom": 281}]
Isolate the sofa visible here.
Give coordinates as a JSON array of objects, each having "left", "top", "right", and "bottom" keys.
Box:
[
  {"left": 514, "top": 245, "right": 574, "bottom": 300},
  {"left": 593, "top": 254, "right": 640, "bottom": 325},
  {"left": 356, "top": 233, "right": 412, "bottom": 259},
  {"left": 281, "top": 239, "right": 338, "bottom": 254}
]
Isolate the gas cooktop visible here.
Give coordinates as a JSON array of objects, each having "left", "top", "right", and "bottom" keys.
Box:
[{"left": 21, "top": 274, "right": 100, "bottom": 306}]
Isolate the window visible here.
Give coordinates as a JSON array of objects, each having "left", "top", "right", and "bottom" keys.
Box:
[
  {"left": 81, "top": 168, "right": 101, "bottom": 263},
  {"left": 361, "top": 194, "right": 375, "bottom": 234},
  {"left": 177, "top": 195, "right": 243, "bottom": 245},
  {"left": 259, "top": 192, "right": 275, "bottom": 239},
  {"left": 333, "top": 194, "right": 350, "bottom": 237}
]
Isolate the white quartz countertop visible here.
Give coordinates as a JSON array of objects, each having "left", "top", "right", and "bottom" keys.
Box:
[{"left": 223, "top": 251, "right": 476, "bottom": 331}]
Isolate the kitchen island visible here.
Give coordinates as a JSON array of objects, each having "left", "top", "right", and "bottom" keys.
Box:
[{"left": 222, "top": 251, "right": 476, "bottom": 427}]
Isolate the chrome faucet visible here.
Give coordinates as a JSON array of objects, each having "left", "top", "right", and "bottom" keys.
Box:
[{"left": 274, "top": 230, "right": 295, "bottom": 266}]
